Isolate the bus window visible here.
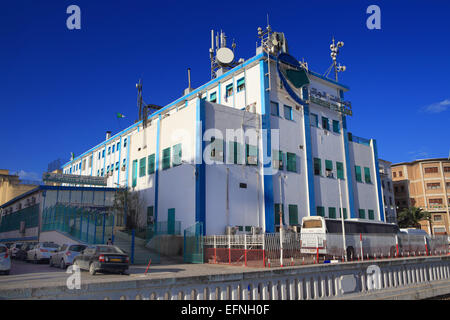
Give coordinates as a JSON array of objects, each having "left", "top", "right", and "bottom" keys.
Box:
[{"left": 303, "top": 219, "right": 322, "bottom": 228}]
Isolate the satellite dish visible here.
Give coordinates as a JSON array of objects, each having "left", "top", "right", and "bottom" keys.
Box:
[{"left": 216, "top": 47, "right": 234, "bottom": 65}]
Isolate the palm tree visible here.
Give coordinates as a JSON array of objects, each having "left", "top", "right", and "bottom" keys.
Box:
[{"left": 397, "top": 207, "right": 431, "bottom": 229}]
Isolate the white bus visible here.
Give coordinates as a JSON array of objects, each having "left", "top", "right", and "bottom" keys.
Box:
[{"left": 300, "top": 216, "right": 401, "bottom": 260}]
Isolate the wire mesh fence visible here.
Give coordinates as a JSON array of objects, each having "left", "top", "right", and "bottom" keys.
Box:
[{"left": 203, "top": 232, "right": 450, "bottom": 268}]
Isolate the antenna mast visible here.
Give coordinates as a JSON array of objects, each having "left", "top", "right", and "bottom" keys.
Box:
[{"left": 325, "top": 37, "right": 346, "bottom": 81}]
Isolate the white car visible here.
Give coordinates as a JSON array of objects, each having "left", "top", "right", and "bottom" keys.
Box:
[
  {"left": 49, "top": 243, "right": 87, "bottom": 269},
  {"left": 0, "top": 244, "right": 11, "bottom": 275},
  {"left": 9, "top": 243, "right": 24, "bottom": 259},
  {"left": 27, "top": 242, "right": 60, "bottom": 263}
]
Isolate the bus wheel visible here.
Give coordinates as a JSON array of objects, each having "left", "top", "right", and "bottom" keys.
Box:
[{"left": 346, "top": 247, "right": 355, "bottom": 261}]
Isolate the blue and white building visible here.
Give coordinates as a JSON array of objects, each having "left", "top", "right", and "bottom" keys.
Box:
[{"left": 62, "top": 28, "right": 387, "bottom": 235}]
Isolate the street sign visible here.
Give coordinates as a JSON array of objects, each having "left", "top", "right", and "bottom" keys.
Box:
[{"left": 42, "top": 172, "right": 107, "bottom": 186}]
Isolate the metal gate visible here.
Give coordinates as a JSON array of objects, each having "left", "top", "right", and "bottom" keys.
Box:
[{"left": 183, "top": 222, "right": 204, "bottom": 264}]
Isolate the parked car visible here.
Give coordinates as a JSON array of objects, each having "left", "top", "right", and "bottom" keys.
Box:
[
  {"left": 16, "top": 243, "right": 34, "bottom": 261},
  {"left": 49, "top": 243, "right": 87, "bottom": 269},
  {"left": 73, "top": 245, "right": 129, "bottom": 275},
  {"left": 0, "top": 244, "right": 11, "bottom": 275},
  {"left": 27, "top": 242, "right": 60, "bottom": 263},
  {"left": 9, "top": 243, "right": 24, "bottom": 259}
]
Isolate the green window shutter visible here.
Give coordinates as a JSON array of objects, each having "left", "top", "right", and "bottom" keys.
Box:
[
  {"left": 288, "top": 204, "right": 299, "bottom": 225},
  {"left": 287, "top": 152, "right": 296, "bottom": 172},
  {"left": 355, "top": 166, "right": 362, "bottom": 182},
  {"left": 162, "top": 147, "right": 171, "bottom": 170},
  {"left": 226, "top": 83, "right": 233, "bottom": 97},
  {"left": 274, "top": 204, "right": 285, "bottom": 225},
  {"left": 316, "top": 206, "right": 325, "bottom": 217},
  {"left": 237, "top": 78, "right": 245, "bottom": 92},
  {"left": 272, "top": 150, "right": 284, "bottom": 170},
  {"left": 340, "top": 208, "right": 348, "bottom": 219},
  {"left": 322, "top": 117, "right": 329, "bottom": 130},
  {"left": 139, "top": 157, "right": 146, "bottom": 177},
  {"left": 368, "top": 209, "right": 375, "bottom": 220},
  {"left": 246, "top": 144, "right": 258, "bottom": 166},
  {"left": 132, "top": 160, "right": 138, "bottom": 187},
  {"left": 211, "top": 138, "right": 224, "bottom": 162},
  {"left": 325, "top": 160, "right": 333, "bottom": 171},
  {"left": 359, "top": 209, "right": 365, "bottom": 219},
  {"left": 173, "top": 143, "right": 182, "bottom": 166},
  {"left": 209, "top": 92, "right": 217, "bottom": 102},
  {"left": 364, "top": 167, "right": 372, "bottom": 183},
  {"left": 329, "top": 207, "right": 336, "bottom": 219},
  {"left": 336, "top": 162, "right": 344, "bottom": 179},
  {"left": 148, "top": 154, "right": 155, "bottom": 174},
  {"left": 314, "top": 158, "right": 322, "bottom": 175},
  {"left": 236, "top": 142, "right": 244, "bottom": 164},
  {"left": 332, "top": 120, "right": 340, "bottom": 133}
]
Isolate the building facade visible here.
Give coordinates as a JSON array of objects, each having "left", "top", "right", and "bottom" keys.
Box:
[
  {"left": 0, "top": 169, "right": 38, "bottom": 207},
  {"left": 391, "top": 158, "right": 450, "bottom": 235},
  {"left": 62, "top": 29, "right": 388, "bottom": 235},
  {"left": 379, "top": 159, "right": 397, "bottom": 224}
]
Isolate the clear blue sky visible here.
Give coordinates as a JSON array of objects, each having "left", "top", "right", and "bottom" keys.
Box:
[{"left": 1, "top": 0, "right": 449, "bottom": 180}]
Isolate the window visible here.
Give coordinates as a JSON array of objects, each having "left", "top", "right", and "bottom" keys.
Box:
[
  {"left": 124, "top": 138, "right": 127, "bottom": 148},
  {"left": 355, "top": 166, "right": 362, "bottom": 182},
  {"left": 246, "top": 144, "right": 258, "bottom": 166},
  {"left": 368, "top": 210, "right": 375, "bottom": 220},
  {"left": 274, "top": 204, "right": 285, "bottom": 225},
  {"left": 106, "top": 165, "right": 110, "bottom": 173},
  {"left": 273, "top": 150, "right": 284, "bottom": 170},
  {"left": 209, "top": 92, "right": 217, "bottom": 103},
  {"left": 314, "top": 158, "right": 321, "bottom": 175},
  {"left": 364, "top": 167, "right": 372, "bottom": 183},
  {"left": 117, "top": 142, "right": 120, "bottom": 151},
  {"left": 325, "top": 160, "right": 333, "bottom": 178},
  {"left": 101, "top": 168, "right": 104, "bottom": 176},
  {"left": 286, "top": 152, "right": 296, "bottom": 172},
  {"left": 427, "top": 183, "right": 440, "bottom": 190},
  {"left": 225, "top": 83, "right": 233, "bottom": 97},
  {"left": 237, "top": 78, "right": 245, "bottom": 92},
  {"left": 433, "top": 215, "right": 442, "bottom": 222},
  {"left": 317, "top": 206, "right": 325, "bottom": 217},
  {"left": 98, "top": 152, "right": 101, "bottom": 160},
  {"left": 399, "top": 171, "right": 403, "bottom": 177},
  {"left": 148, "top": 154, "right": 155, "bottom": 174},
  {"left": 340, "top": 208, "right": 348, "bottom": 219},
  {"left": 310, "top": 113, "right": 318, "bottom": 127},
  {"left": 162, "top": 148, "right": 171, "bottom": 170},
  {"left": 329, "top": 207, "right": 336, "bottom": 219},
  {"left": 228, "top": 141, "right": 244, "bottom": 165},
  {"left": 172, "top": 143, "right": 182, "bottom": 167},
  {"left": 393, "top": 172, "right": 397, "bottom": 178},
  {"left": 322, "top": 117, "right": 329, "bottom": 130},
  {"left": 132, "top": 160, "right": 138, "bottom": 187},
  {"left": 108, "top": 147, "right": 111, "bottom": 155},
  {"left": 434, "top": 227, "right": 447, "bottom": 234},
  {"left": 82, "top": 160, "right": 86, "bottom": 171},
  {"left": 358, "top": 209, "right": 365, "bottom": 219},
  {"left": 444, "top": 167, "right": 450, "bottom": 173},
  {"left": 424, "top": 167, "right": 438, "bottom": 174},
  {"left": 112, "top": 145, "right": 115, "bottom": 153},
  {"left": 115, "top": 161, "right": 119, "bottom": 171},
  {"left": 139, "top": 157, "right": 146, "bottom": 177},
  {"left": 210, "top": 138, "right": 224, "bottom": 162},
  {"left": 284, "top": 105, "right": 293, "bottom": 120},
  {"left": 332, "top": 120, "right": 340, "bottom": 133},
  {"left": 288, "top": 204, "right": 299, "bottom": 225},
  {"left": 336, "top": 162, "right": 344, "bottom": 179},
  {"left": 102, "top": 150, "right": 105, "bottom": 158},
  {"left": 270, "top": 101, "right": 279, "bottom": 116},
  {"left": 429, "top": 198, "right": 443, "bottom": 205}
]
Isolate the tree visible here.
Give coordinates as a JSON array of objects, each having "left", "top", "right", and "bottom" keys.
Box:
[
  {"left": 112, "top": 188, "right": 144, "bottom": 230},
  {"left": 397, "top": 207, "right": 431, "bottom": 229}
]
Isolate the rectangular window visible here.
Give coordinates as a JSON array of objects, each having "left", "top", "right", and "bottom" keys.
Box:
[
  {"left": 364, "top": 167, "right": 372, "bottom": 183},
  {"left": 340, "top": 208, "right": 348, "bottom": 219},
  {"left": 139, "top": 157, "right": 146, "bottom": 177},
  {"left": 424, "top": 167, "right": 438, "bottom": 174},
  {"left": 102, "top": 150, "right": 105, "bottom": 158},
  {"left": 317, "top": 206, "right": 325, "bottom": 217},
  {"left": 115, "top": 161, "right": 119, "bottom": 171},
  {"left": 237, "top": 78, "right": 245, "bottom": 92},
  {"left": 322, "top": 117, "right": 329, "bottom": 130},
  {"left": 124, "top": 138, "right": 127, "bottom": 148},
  {"left": 270, "top": 101, "right": 279, "bottom": 116},
  {"left": 209, "top": 92, "right": 217, "bottom": 103},
  {"left": 336, "top": 162, "right": 344, "bottom": 179},
  {"left": 314, "top": 158, "right": 322, "bottom": 176},
  {"left": 355, "top": 166, "right": 362, "bottom": 182},
  {"left": 132, "top": 160, "right": 137, "bottom": 187},
  {"left": 98, "top": 152, "right": 101, "bottom": 160},
  {"left": 162, "top": 147, "right": 171, "bottom": 170},
  {"left": 210, "top": 138, "right": 224, "bottom": 162},
  {"left": 82, "top": 159, "right": 86, "bottom": 171},
  {"left": 329, "top": 207, "right": 336, "bottom": 219},
  {"left": 274, "top": 204, "right": 285, "bottom": 225},
  {"left": 310, "top": 113, "right": 318, "bottom": 127},
  {"left": 284, "top": 105, "right": 293, "bottom": 120},
  {"left": 100, "top": 168, "right": 104, "bottom": 176},
  {"left": 429, "top": 198, "right": 443, "bottom": 205},
  {"left": 225, "top": 83, "right": 233, "bottom": 97},
  {"left": 106, "top": 165, "right": 110, "bottom": 173},
  {"left": 427, "top": 183, "right": 440, "bottom": 190},
  {"left": 332, "top": 120, "right": 340, "bottom": 133},
  {"left": 273, "top": 150, "right": 284, "bottom": 170},
  {"left": 108, "top": 147, "right": 111, "bottom": 155},
  {"left": 228, "top": 141, "right": 244, "bottom": 164},
  {"left": 433, "top": 215, "right": 442, "bottom": 222},
  {"left": 172, "top": 143, "right": 182, "bottom": 167},
  {"left": 148, "top": 154, "right": 155, "bottom": 174},
  {"left": 393, "top": 172, "right": 397, "bottom": 178},
  {"left": 117, "top": 142, "right": 120, "bottom": 151},
  {"left": 359, "top": 209, "right": 365, "bottom": 219},
  {"left": 444, "top": 167, "right": 450, "bottom": 172},
  {"left": 246, "top": 144, "right": 258, "bottom": 166},
  {"left": 112, "top": 145, "right": 115, "bottom": 153},
  {"left": 368, "top": 210, "right": 375, "bottom": 220},
  {"left": 325, "top": 160, "right": 333, "bottom": 178},
  {"left": 288, "top": 204, "right": 299, "bottom": 225},
  {"left": 286, "top": 152, "right": 296, "bottom": 172}
]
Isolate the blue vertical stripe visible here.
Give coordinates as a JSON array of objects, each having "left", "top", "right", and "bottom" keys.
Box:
[
  {"left": 154, "top": 116, "right": 161, "bottom": 230},
  {"left": 117, "top": 136, "right": 122, "bottom": 186},
  {"left": 302, "top": 104, "right": 316, "bottom": 216},
  {"left": 195, "top": 98, "right": 206, "bottom": 234},
  {"left": 125, "top": 136, "right": 130, "bottom": 188},
  {"left": 371, "top": 139, "right": 385, "bottom": 222}
]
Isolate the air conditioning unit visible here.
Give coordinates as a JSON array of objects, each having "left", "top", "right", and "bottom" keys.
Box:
[
  {"left": 326, "top": 171, "right": 334, "bottom": 178},
  {"left": 251, "top": 226, "right": 262, "bottom": 235},
  {"left": 247, "top": 156, "right": 257, "bottom": 165},
  {"left": 225, "top": 226, "right": 237, "bottom": 235}
]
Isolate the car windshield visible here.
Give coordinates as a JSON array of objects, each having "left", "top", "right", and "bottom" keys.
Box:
[
  {"left": 15, "top": 244, "right": 23, "bottom": 249},
  {"left": 69, "top": 245, "right": 86, "bottom": 252},
  {"left": 0, "top": 246, "right": 6, "bottom": 253},
  {"left": 97, "top": 246, "right": 124, "bottom": 254},
  {"left": 43, "top": 243, "right": 59, "bottom": 249}
]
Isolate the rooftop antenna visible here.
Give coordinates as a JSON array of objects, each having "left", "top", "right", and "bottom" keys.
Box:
[
  {"left": 209, "top": 29, "right": 239, "bottom": 79},
  {"left": 324, "top": 36, "right": 346, "bottom": 81},
  {"left": 136, "top": 79, "right": 163, "bottom": 128}
]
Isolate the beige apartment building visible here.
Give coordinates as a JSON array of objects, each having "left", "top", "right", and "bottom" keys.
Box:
[
  {"left": 391, "top": 158, "right": 450, "bottom": 235},
  {"left": 0, "top": 170, "right": 38, "bottom": 207}
]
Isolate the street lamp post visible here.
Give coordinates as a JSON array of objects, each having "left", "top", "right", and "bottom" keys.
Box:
[{"left": 338, "top": 178, "right": 347, "bottom": 261}]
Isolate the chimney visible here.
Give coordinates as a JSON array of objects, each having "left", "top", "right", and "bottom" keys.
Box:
[
  {"left": 183, "top": 68, "right": 194, "bottom": 96},
  {"left": 106, "top": 131, "right": 111, "bottom": 140}
]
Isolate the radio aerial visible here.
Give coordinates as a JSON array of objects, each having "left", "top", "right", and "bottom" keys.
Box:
[{"left": 209, "top": 30, "right": 240, "bottom": 79}]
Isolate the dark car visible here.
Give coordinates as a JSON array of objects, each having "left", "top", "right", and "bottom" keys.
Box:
[
  {"left": 15, "top": 243, "right": 35, "bottom": 261},
  {"left": 73, "top": 245, "right": 129, "bottom": 275}
]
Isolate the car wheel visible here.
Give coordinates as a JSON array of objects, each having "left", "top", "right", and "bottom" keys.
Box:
[
  {"left": 60, "top": 259, "right": 66, "bottom": 269},
  {"left": 89, "top": 263, "right": 96, "bottom": 276}
]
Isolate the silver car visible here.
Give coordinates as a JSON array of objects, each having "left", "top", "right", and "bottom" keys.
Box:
[
  {"left": 49, "top": 243, "right": 87, "bottom": 269},
  {"left": 27, "top": 242, "right": 60, "bottom": 263},
  {"left": 0, "top": 244, "right": 11, "bottom": 275}
]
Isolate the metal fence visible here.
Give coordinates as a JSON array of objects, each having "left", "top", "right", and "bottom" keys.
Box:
[
  {"left": 203, "top": 232, "right": 450, "bottom": 268},
  {"left": 0, "top": 204, "right": 39, "bottom": 233},
  {"left": 183, "top": 222, "right": 204, "bottom": 264},
  {"left": 42, "top": 204, "right": 114, "bottom": 244}
]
